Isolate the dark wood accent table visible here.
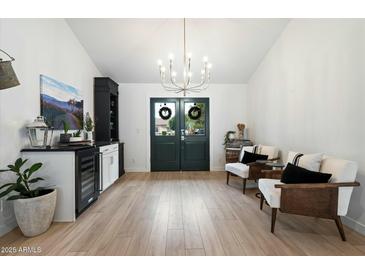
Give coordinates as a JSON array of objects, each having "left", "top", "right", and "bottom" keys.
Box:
[
  {"left": 225, "top": 147, "right": 241, "bottom": 163},
  {"left": 255, "top": 162, "right": 285, "bottom": 200}
]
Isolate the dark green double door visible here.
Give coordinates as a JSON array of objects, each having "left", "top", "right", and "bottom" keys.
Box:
[{"left": 151, "top": 98, "right": 210, "bottom": 171}]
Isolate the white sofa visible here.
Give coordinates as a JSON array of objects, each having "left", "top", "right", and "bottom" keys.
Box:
[
  {"left": 225, "top": 145, "right": 279, "bottom": 194},
  {"left": 258, "top": 153, "right": 359, "bottom": 241}
]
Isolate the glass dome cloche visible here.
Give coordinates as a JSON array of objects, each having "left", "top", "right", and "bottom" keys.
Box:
[{"left": 26, "top": 116, "right": 54, "bottom": 148}]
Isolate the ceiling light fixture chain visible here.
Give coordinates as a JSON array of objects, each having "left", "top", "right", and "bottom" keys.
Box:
[{"left": 157, "top": 18, "right": 212, "bottom": 96}]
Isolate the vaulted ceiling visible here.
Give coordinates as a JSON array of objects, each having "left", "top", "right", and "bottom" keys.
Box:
[{"left": 67, "top": 18, "right": 289, "bottom": 84}]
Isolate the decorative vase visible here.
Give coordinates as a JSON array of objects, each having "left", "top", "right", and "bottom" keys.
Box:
[
  {"left": 86, "top": 131, "right": 93, "bottom": 141},
  {"left": 13, "top": 189, "right": 57, "bottom": 237},
  {"left": 237, "top": 123, "right": 245, "bottom": 140},
  {"left": 69, "top": 136, "right": 83, "bottom": 142},
  {"left": 60, "top": 133, "right": 71, "bottom": 143}
]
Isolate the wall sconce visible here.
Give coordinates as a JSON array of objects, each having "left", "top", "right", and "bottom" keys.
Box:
[{"left": 0, "top": 48, "right": 20, "bottom": 90}]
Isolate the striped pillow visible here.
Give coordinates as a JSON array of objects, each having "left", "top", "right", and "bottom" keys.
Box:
[{"left": 287, "top": 151, "right": 323, "bottom": 172}]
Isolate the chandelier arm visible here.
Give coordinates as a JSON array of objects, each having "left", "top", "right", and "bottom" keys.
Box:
[
  {"left": 168, "top": 62, "right": 185, "bottom": 90},
  {"left": 161, "top": 83, "right": 182, "bottom": 91},
  {"left": 170, "top": 77, "right": 184, "bottom": 90},
  {"left": 188, "top": 81, "right": 210, "bottom": 91},
  {"left": 189, "top": 83, "right": 210, "bottom": 92},
  {"left": 160, "top": 77, "right": 182, "bottom": 91},
  {"left": 161, "top": 71, "right": 184, "bottom": 91},
  {"left": 187, "top": 68, "right": 209, "bottom": 89},
  {"left": 186, "top": 77, "right": 191, "bottom": 88},
  {"left": 190, "top": 71, "right": 210, "bottom": 89},
  {"left": 187, "top": 78, "right": 209, "bottom": 89}
]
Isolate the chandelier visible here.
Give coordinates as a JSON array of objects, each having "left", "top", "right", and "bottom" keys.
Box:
[{"left": 157, "top": 18, "right": 212, "bottom": 96}]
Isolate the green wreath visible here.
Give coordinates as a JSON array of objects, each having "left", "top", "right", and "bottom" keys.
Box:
[{"left": 188, "top": 106, "right": 202, "bottom": 120}]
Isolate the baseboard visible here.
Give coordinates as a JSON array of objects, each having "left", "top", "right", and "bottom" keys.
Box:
[
  {"left": 0, "top": 220, "right": 17, "bottom": 237},
  {"left": 211, "top": 166, "right": 225, "bottom": 171},
  {"left": 125, "top": 168, "right": 149, "bottom": 172},
  {"left": 343, "top": 215, "right": 365, "bottom": 236}
]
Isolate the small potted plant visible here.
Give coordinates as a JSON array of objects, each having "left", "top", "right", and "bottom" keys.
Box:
[
  {"left": 70, "top": 129, "right": 83, "bottom": 142},
  {"left": 60, "top": 120, "right": 71, "bottom": 143},
  {"left": 0, "top": 158, "right": 56, "bottom": 237},
  {"left": 223, "top": 131, "right": 236, "bottom": 147},
  {"left": 84, "top": 112, "right": 94, "bottom": 141}
]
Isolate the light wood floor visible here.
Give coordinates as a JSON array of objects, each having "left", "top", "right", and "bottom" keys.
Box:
[{"left": 1, "top": 171, "right": 365, "bottom": 256}]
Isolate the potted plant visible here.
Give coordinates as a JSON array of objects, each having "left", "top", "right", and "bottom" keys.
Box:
[
  {"left": 60, "top": 120, "right": 71, "bottom": 143},
  {"left": 84, "top": 112, "right": 94, "bottom": 141},
  {"left": 0, "top": 158, "right": 56, "bottom": 237},
  {"left": 223, "top": 130, "right": 236, "bottom": 147},
  {"left": 70, "top": 129, "right": 83, "bottom": 142}
]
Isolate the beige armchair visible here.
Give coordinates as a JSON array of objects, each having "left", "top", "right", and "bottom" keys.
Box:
[
  {"left": 225, "top": 145, "right": 279, "bottom": 194},
  {"left": 258, "top": 156, "right": 360, "bottom": 241}
]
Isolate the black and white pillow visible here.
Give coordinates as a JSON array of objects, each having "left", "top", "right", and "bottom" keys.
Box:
[
  {"left": 281, "top": 163, "right": 332, "bottom": 184},
  {"left": 287, "top": 151, "right": 323, "bottom": 172},
  {"left": 241, "top": 151, "right": 268, "bottom": 164}
]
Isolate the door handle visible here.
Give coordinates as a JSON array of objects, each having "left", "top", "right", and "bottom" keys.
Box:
[{"left": 97, "top": 152, "right": 103, "bottom": 192}]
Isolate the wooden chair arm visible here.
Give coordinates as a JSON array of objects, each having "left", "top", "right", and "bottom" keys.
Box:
[
  {"left": 268, "top": 157, "right": 280, "bottom": 162},
  {"left": 246, "top": 161, "right": 266, "bottom": 166},
  {"left": 277, "top": 181, "right": 360, "bottom": 219},
  {"left": 261, "top": 169, "right": 283, "bottom": 179},
  {"left": 246, "top": 157, "right": 281, "bottom": 166},
  {"left": 275, "top": 182, "right": 360, "bottom": 189}
]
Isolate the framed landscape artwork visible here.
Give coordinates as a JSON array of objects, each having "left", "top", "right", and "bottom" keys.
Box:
[{"left": 40, "top": 75, "right": 84, "bottom": 130}]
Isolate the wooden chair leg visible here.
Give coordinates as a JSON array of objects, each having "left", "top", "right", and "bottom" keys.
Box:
[
  {"left": 226, "top": 172, "right": 230, "bottom": 185},
  {"left": 335, "top": 216, "right": 346, "bottom": 241},
  {"left": 271, "top": 208, "right": 277, "bottom": 233},
  {"left": 242, "top": 178, "right": 247, "bottom": 194},
  {"left": 260, "top": 192, "right": 264, "bottom": 210}
]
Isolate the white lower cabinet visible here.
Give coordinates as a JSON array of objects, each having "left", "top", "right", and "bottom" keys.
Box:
[{"left": 99, "top": 144, "right": 119, "bottom": 192}]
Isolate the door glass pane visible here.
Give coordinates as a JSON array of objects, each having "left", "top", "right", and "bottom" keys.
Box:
[
  {"left": 184, "top": 102, "right": 206, "bottom": 136},
  {"left": 155, "top": 102, "right": 176, "bottom": 136}
]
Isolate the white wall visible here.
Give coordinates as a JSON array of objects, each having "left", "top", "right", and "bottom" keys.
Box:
[
  {"left": 247, "top": 19, "right": 365, "bottom": 234},
  {"left": 119, "top": 83, "right": 248, "bottom": 172},
  {"left": 0, "top": 19, "right": 101, "bottom": 236}
]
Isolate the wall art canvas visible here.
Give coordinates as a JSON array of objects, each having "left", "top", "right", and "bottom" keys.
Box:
[{"left": 40, "top": 75, "right": 84, "bottom": 130}]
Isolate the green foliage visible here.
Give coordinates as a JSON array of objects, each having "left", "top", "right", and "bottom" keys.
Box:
[
  {"left": 185, "top": 103, "right": 205, "bottom": 134},
  {"left": 223, "top": 131, "right": 236, "bottom": 146},
  {"left": 168, "top": 116, "right": 176, "bottom": 131},
  {"left": 62, "top": 120, "right": 70, "bottom": 134},
  {"left": 73, "top": 129, "right": 82, "bottom": 137},
  {"left": 0, "top": 158, "right": 45, "bottom": 200},
  {"left": 84, "top": 112, "right": 94, "bottom": 132}
]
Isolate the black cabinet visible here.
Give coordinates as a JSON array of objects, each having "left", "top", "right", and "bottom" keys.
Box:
[
  {"left": 94, "top": 77, "right": 119, "bottom": 142},
  {"left": 75, "top": 147, "right": 99, "bottom": 217}
]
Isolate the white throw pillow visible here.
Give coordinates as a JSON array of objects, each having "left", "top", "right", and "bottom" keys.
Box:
[{"left": 287, "top": 151, "right": 323, "bottom": 172}]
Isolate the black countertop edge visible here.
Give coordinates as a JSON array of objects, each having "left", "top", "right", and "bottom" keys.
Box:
[
  {"left": 21, "top": 141, "right": 125, "bottom": 152},
  {"left": 21, "top": 145, "right": 97, "bottom": 152}
]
